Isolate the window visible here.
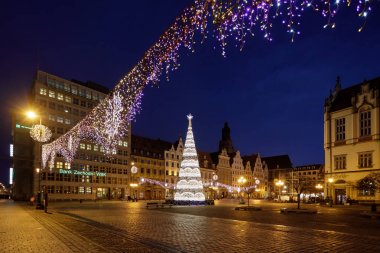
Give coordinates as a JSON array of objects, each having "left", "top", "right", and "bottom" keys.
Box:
[
  {"left": 64, "top": 118, "right": 71, "bottom": 125},
  {"left": 57, "top": 116, "right": 63, "bottom": 123},
  {"left": 93, "top": 145, "right": 99, "bottom": 152},
  {"left": 123, "top": 141, "right": 128, "bottom": 147},
  {"left": 335, "top": 118, "right": 345, "bottom": 141},
  {"left": 40, "top": 88, "right": 47, "bottom": 95},
  {"left": 73, "top": 98, "right": 79, "bottom": 105},
  {"left": 48, "top": 115, "right": 56, "bottom": 121},
  {"left": 80, "top": 143, "right": 86, "bottom": 149},
  {"left": 71, "top": 86, "right": 78, "bottom": 95},
  {"left": 87, "top": 144, "right": 92, "bottom": 150},
  {"left": 65, "top": 163, "right": 71, "bottom": 169},
  {"left": 57, "top": 93, "right": 64, "bottom": 100},
  {"left": 360, "top": 110, "right": 371, "bottom": 137},
  {"left": 65, "top": 96, "right": 72, "bottom": 103},
  {"left": 48, "top": 90, "right": 55, "bottom": 98},
  {"left": 359, "top": 152, "right": 372, "bottom": 168},
  {"left": 49, "top": 102, "right": 55, "bottom": 109},
  {"left": 56, "top": 162, "right": 63, "bottom": 169},
  {"left": 80, "top": 100, "right": 86, "bottom": 107},
  {"left": 64, "top": 83, "right": 70, "bottom": 92}
]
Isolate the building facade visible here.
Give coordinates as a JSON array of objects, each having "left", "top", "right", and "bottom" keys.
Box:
[
  {"left": 324, "top": 77, "right": 380, "bottom": 203},
  {"left": 11, "top": 70, "right": 132, "bottom": 201}
]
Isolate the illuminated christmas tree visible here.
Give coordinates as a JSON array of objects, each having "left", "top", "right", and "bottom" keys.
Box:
[{"left": 174, "top": 114, "right": 205, "bottom": 203}]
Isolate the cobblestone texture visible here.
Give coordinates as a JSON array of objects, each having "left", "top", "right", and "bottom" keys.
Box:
[{"left": 2, "top": 199, "right": 380, "bottom": 252}]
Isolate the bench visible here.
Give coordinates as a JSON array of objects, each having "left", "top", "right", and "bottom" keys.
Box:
[{"left": 146, "top": 202, "right": 173, "bottom": 209}]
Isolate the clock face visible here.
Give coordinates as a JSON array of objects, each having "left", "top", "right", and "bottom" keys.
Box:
[
  {"left": 131, "top": 166, "right": 138, "bottom": 174},
  {"left": 212, "top": 174, "right": 218, "bottom": 181},
  {"left": 255, "top": 179, "right": 260, "bottom": 185}
]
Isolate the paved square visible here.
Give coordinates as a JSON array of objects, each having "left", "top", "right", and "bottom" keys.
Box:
[{"left": 1, "top": 199, "right": 380, "bottom": 252}]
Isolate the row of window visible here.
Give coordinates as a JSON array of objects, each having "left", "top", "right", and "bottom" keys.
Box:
[
  {"left": 75, "top": 153, "right": 129, "bottom": 165},
  {"left": 40, "top": 88, "right": 95, "bottom": 109},
  {"left": 48, "top": 114, "right": 71, "bottom": 125},
  {"left": 133, "top": 149, "right": 162, "bottom": 159},
  {"left": 334, "top": 152, "right": 373, "bottom": 170},
  {"left": 45, "top": 77, "right": 105, "bottom": 101},
  {"left": 335, "top": 110, "right": 372, "bottom": 141},
  {"left": 79, "top": 142, "right": 128, "bottom": 152},
  {"left": 53, "top": 163, "right": 129, "bottom": 174},
  {"left": 38, "top": 99, "right": 87, "bottom": 118},
  {"left": 46, "top": 186, "right": 93, "bottom": 194},
  {"left": 42, "top": 173, "right": 127, "bottom": 185},
  {"left": 165, "top": 161, "right": 179, "bottom": 168}
]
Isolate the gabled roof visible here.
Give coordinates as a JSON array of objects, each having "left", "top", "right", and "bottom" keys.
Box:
[
  {"left": 242, "top": 154, "right": 258, "bottom": 168},
  {"left": 261, "top": 155, "right": 292, "bottom": 170},
  {"left": 328, "top": 77, "right": 380, "bottom": 112},
  {"left": 197, "top": 150, "right": 215, "bottom": 170}
]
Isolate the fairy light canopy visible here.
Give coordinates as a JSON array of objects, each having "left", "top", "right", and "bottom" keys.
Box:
[{"left": 41, "top": 0, "right": 376, "bottom": 169}]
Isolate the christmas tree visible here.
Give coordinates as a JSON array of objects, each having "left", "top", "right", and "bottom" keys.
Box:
[{"left": 174, "top": 114, "right": 205, "bottom": 203}]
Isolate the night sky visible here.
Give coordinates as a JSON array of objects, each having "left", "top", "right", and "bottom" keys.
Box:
[{"left": 1, "top": 1, "right": 380, "bottom": 185}]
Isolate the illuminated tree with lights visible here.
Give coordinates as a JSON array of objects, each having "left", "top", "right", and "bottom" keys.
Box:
[{"left": 174, "top": 114, "right": 205, "bottom": 203}]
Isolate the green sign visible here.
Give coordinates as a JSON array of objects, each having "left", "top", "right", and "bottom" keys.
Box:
[
  {"left": 15, "top": 124, "right": 32, "bottom": 129},
  {"left": 59, "top": 169, "right": 106, "bottom": 177}
]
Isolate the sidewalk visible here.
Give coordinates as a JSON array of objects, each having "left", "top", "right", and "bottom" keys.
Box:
[{"left": 0, "top": 199, "right": 71, "bottom": 253}]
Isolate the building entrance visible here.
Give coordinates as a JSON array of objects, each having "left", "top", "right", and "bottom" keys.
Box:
[{"left": 335, "top": 189, "right": 346, "bottom": 204}]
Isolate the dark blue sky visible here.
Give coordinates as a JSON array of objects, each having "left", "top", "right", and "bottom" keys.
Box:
[{"left": 1, "top": 1, "right": 380, "bottom": 184}]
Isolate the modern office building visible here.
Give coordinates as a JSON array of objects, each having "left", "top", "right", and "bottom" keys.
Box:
[
  {"left": 11, "top": 70, "right": 131, "bottom": 201},
  {"left": 324, "top": 77, "right": 380, "bottom": 203}
]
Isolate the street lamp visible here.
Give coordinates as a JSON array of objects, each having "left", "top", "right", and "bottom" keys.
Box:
[
  {"left": 315, "top": 183, "right": 323, "bottom": 203},
  {"left": 26, "top": 110, "right": 51, "bottom": 212},
  {"left": 327, "top": 177, "right": 334, "bottom": 207},
  {"left": 130, "top": 162, "right": 138, "bottom": 201},
  {"left": 275, "top": 179, "right": 284, "bottom": 201},
  {"left": 237, "top": 176, "right": 246, "bottom": 204}
]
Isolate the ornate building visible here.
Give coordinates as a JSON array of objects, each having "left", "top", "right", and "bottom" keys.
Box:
[{"left": 324, "top": 77, "right": 380, "bottom": 203}]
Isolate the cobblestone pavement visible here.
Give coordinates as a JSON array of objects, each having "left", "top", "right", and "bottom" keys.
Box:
[{"left": 2, "top": 199, "right": 380, "bottom": 252}]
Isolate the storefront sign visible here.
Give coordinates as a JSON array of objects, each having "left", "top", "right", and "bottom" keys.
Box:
[{"left": 59, "top": 169, "right": 106, "bottom": 177}]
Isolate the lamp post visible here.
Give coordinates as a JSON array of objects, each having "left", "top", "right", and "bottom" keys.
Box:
[
  {"left": 275, "top": 179, "right": 284, "bottom": 201},
  {"left": 26, "top": 110, "right": 51, "bottom": 212},
  {"left": 130, "top": 162, "right": 138, "bottom": 201},
  {"left": 315, "top": 183, "right": 323, "bottom": 203},
  {"left": 237, "top": 176, "right": 247, "bottom": 204},
  {"left": 327, "top": 177, "right": 334, "bottom": 207}
]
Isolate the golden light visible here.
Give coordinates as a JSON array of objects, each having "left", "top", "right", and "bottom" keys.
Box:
[
  {"left": 237, "top": 176, "right": 247, "bottom": 184},
  {"left": 328, "top": 178, "right": 334, "bottom": 183},
  {"left": 275, "top": 180, "right": 284, "bottom": 186},
  {"left": 130, "top": 183, "right": 138, "bottom": 187},
  {"left": 315, "top": 183, "right": 323, "bottom": 189},
  {"left": 36, "top": 168, "right": 40, "bottom": 173},
  {"left": 26, "top": 110, "right": 37, "bottom": 119}
]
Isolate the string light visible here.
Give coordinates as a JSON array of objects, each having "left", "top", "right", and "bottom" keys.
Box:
[
  {"left": 42, "top": 0, "right": 375, "bottom": 168},
  {"left": 174, "top": 114, "right": 205, "bottom": 202},
  {"left": 30, "top": 124, "right": 52, "bottom": 143}
]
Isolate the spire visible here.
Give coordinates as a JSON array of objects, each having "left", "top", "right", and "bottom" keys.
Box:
[
  {"left": 335, "top": 76, "right": 341, "bottom": 91},
  {"left": 219, "top": 121, "right": 235, "bottom": 153}
]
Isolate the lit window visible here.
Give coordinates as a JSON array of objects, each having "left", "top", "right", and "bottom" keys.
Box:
[
  {"left": 48, "top": 90, "right": 55, "bottom": 98},
  {"left": 65, "top": 163, "right": 71, "bottom": 169},
  {"left": 57, "top": 116, "right": 63, "bottom": 123},
  {"left": 64, "top": 118, "right": 71, "bottom": 125},
  {"left": 87, "top": 144, "right": 92, "bottom": 151},
  {"left": 118, "top": 140, "right": 123, "bottom": 146},
  {"left": 48, "top": 115, "right": 56, "bottom": 121},
  {"left": 335, "top": 118, "right": 345, "bottom": 141},
  {"left": 360, "top": 110, "right": 371, "bottom": 137},
  {"left": 359, "top": 152, "right": 372, "bottom": 168},
  {"left": 40, "top": 88, "right": 47, "bottom": 95},
  {"left": 56, "top": 162, "right": 63, "bottom": 169},
  {"left": 57, "top": 93, "right": 64, "bottom": 100},
  {"left": 112, "top": 149, "right": 116, "bottom": 155},
  {"left": 64, "top": 83, "right": 70, "bottom": 92},
  {"left": 100, "top": 146, "right": 104, "bottom": 153},
  {"left": 93, "top": 145, "right": 99, "bottom": 152},
  {"left": 65, "top": 96, "right": 71, "bottom": 103},
  {"left": 123, "top": 141, "right": 128, "bottom": 147},
  {"left": 71, "top": 86, "right": 78, "bottom": 95},
  {"left": 80, "top": 143, "right": 86, "bottom": 149}
]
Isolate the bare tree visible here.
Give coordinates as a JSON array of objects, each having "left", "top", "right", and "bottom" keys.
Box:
[{"left": 293, "top": 176, "right": 313, "bottom": 209}]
